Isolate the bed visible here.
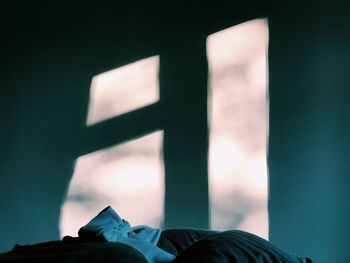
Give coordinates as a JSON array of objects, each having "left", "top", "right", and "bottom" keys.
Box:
[{"left": 0, "top": 228, "right": 315, "bottom": 262}]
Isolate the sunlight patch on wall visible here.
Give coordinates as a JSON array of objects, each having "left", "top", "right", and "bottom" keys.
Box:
[
  {"left": 86, "top": 56, "right": 159, "bottom": 125},
  {"left": 207, "top": 19, "right": 269, "bottom": 239},
  {"left": 60, "top": 132, "right": 164, "bottom": 237}
]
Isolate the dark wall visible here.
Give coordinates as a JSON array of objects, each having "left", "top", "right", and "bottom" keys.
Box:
[
  {"left": 268, "top": 2, "right": 350, "bottom": 261},
  {"left": 0, "top": 0, "right": 264, "bottom": 253},
  {"left": 1, "top": 0, "right": 349, "bottom": 261}
]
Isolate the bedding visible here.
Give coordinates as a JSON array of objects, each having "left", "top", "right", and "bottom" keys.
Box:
[
  {"left": 0, "top": 207, "right": 315, "bottom": 262},
  {"left": 0, "top": 240, "right": 148, "bottom": 263},
  {"left": 77, "top": 206, "right": 175, "bottom": 263},
  {"left": 0, "top": 229, "right": 315, "bottom": 262},
  {"left": 162, "top": 230, "right": 315, "bottom": 263}
]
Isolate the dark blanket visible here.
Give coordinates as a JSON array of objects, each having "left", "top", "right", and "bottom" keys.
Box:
[
  {"left": 157, "top": 228, "right": 218, "bottom": 256},
  {"left": 0, "top": 229, "right": 315, "bottom": 263},
  {"left": 0, "top": 240, "right": 148, "bottom": 263},
  {"left": 159, "top": 229, "right": 315, "bottom": 263}
]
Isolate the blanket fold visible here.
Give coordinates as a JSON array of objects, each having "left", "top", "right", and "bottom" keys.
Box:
[{"left": 78, "top": 206, "right": 175, "bottom": 263}]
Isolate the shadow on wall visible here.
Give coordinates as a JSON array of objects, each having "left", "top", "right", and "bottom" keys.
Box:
[
  {"left": 0, "top": 28, "right": 165, "bottom": 252},
  {"left": 60, "top": 19, "right": 269, "bottom": 240},
  {"left": 60, "top": 56, "right": 164, "bottom": 235},
  {"left": 0, "top": 1, "right": 268, "bottom": 253}
]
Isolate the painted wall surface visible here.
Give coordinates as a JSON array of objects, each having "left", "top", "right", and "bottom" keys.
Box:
[
  {"left": 268, "top": 3, "right": 350, "bottom": 262},
  {"left": 1, "top": 1, "right": 350, "bottom": 261},
  {"left": 0, "top": 1, "right": 264, "bottom": 253}
]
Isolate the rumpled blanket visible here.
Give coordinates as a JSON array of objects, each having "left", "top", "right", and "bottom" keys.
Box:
[{"left": 78, "top": 206, "right": 175, "bottom": 263}]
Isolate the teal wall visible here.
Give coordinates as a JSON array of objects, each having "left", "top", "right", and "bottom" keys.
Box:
[
  {"left": 0, "top": 1, "right": 264, "bottom": 252},
  {"left": 1, "top": 1, "right": 349, "bottom": 261},
  {"left": 268, "top": 3, "right": 350, "bottom": 261}
]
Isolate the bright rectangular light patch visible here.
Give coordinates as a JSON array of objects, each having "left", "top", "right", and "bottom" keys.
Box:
[
  {"left": 86, "top": 56, "right": 159, "bottom": 125},
  {"left": 207, "top": 19, "right": 269, "bottom": 239},
  {"left": 60, "top": 132, "right": 164, "bottom": 237}
]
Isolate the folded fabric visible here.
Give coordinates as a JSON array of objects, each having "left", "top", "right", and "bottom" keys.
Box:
[
  {"left": 78, "top": 206, "right": 131, "bottom": 241},
  {"left": 78, "top": 206, "right": 175, "bottom": 263},
  {"left": 118, "top": 237, "right": 175, "bottom": 263},
  {"left": 127, "top": 225, "right": 161, "bottom": 246}
]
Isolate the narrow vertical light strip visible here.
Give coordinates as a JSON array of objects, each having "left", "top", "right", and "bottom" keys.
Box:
[
  {"left": 60, "top": 131, "right": 164, "bottom": 237},
  {"left": 207, "top": 19, "right": 269, "bottom": 239}
]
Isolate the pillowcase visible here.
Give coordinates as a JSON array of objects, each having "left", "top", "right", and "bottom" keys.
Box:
[
  {"left": 172, "top": 230, "right": 316, "bottom": 263},
  {"left": 157, "top": 229, "right": 217, "bottom": 256}
]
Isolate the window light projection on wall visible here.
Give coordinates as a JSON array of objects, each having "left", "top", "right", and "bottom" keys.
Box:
[
  {"left": 60, "top": 56, "right": 164, "bottom": 237},
  {"left": 207, "top": 19, "right": 269, "bottom": 239},
  {"left": 86, "top": 56, "right": 159, "bottom": 125}
]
